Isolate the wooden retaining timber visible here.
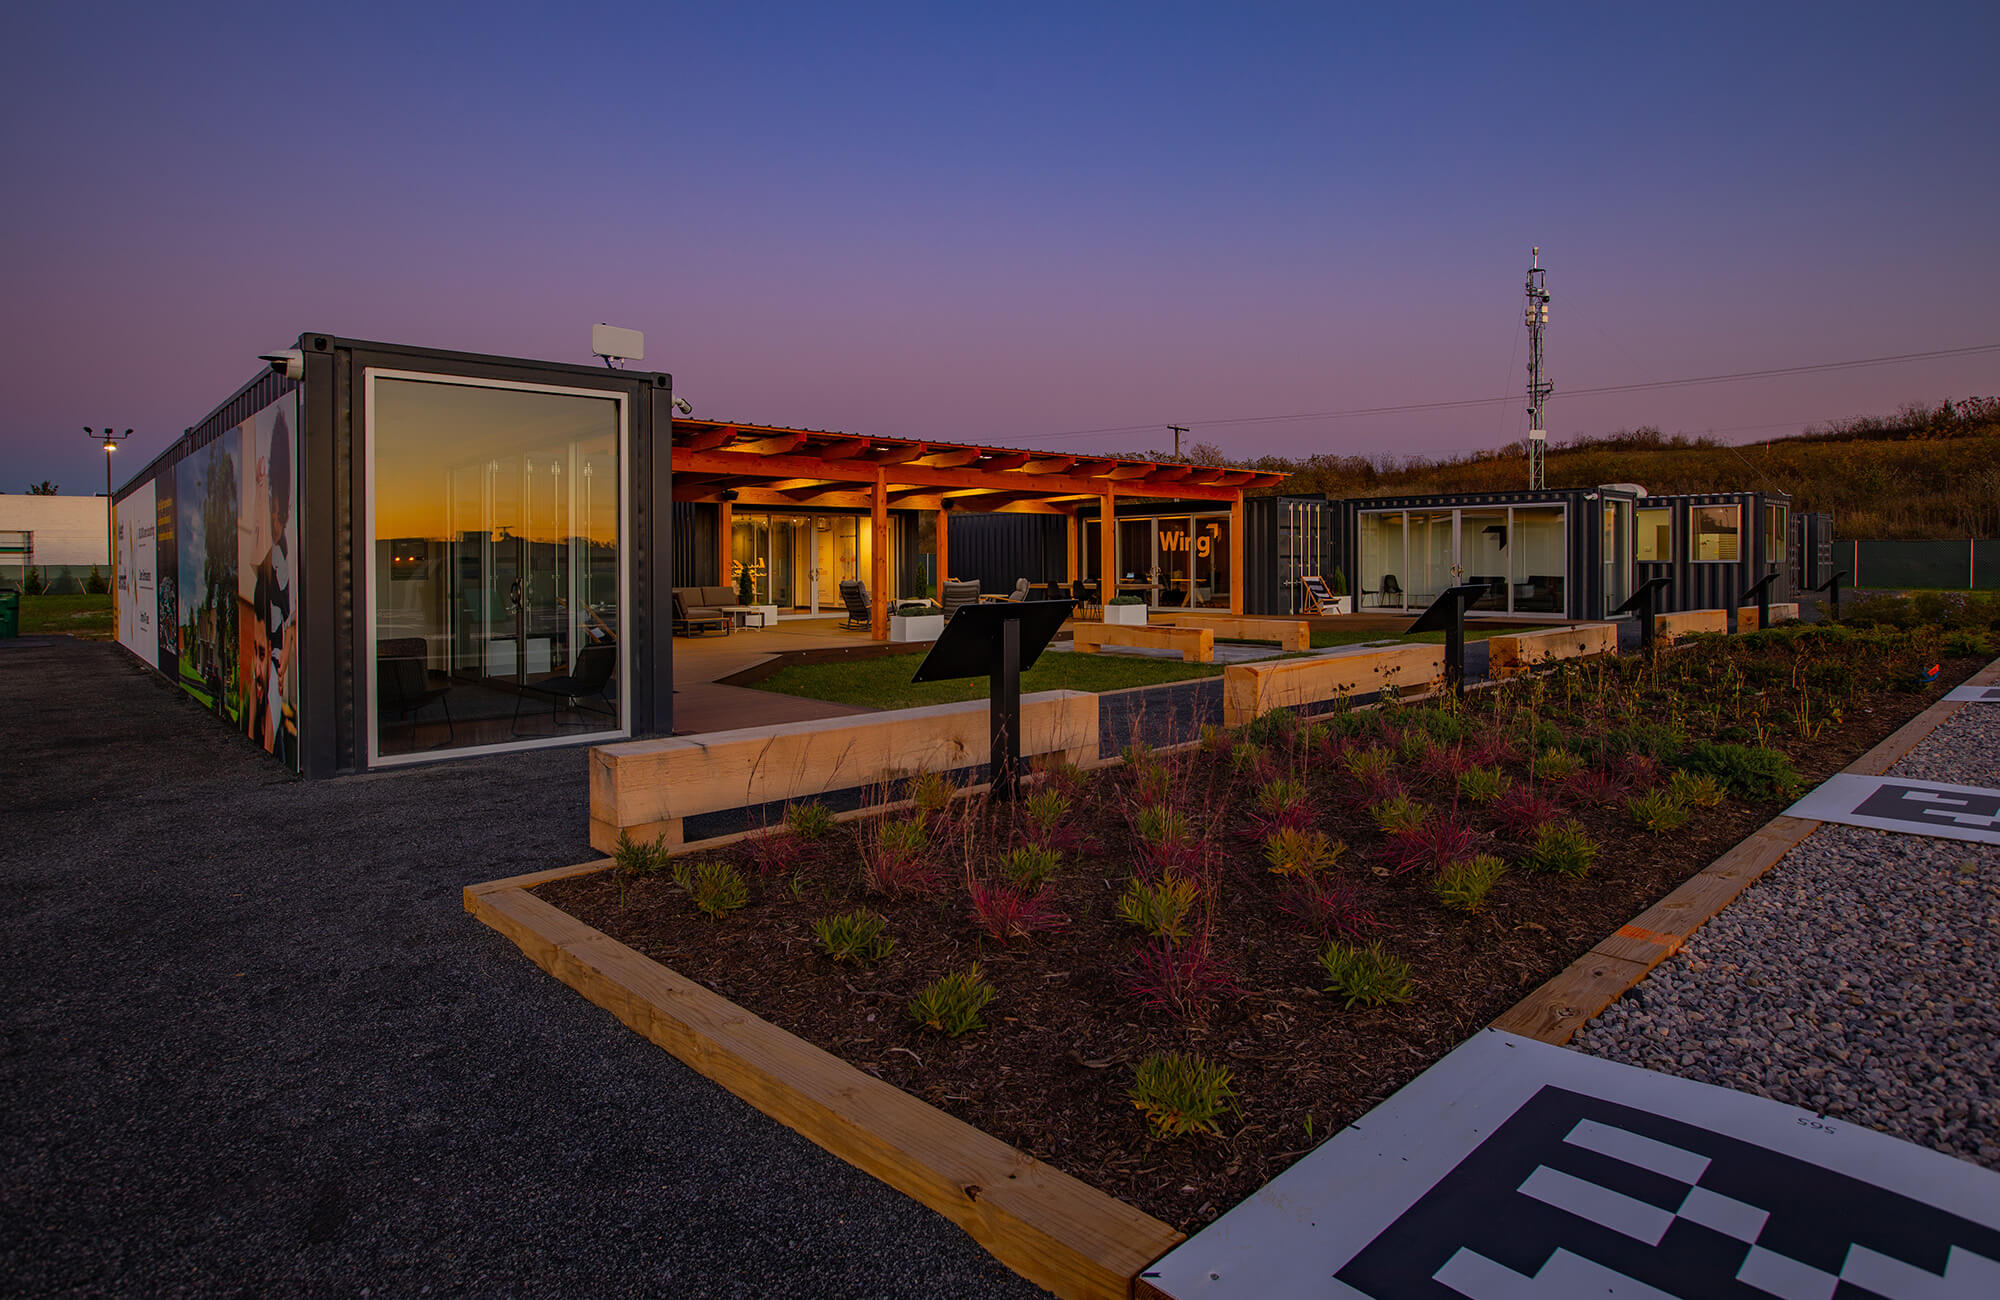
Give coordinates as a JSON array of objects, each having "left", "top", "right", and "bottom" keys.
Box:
[
  {"left": 1736, "top": 602, "right": 1800, "bottom": 632},
  {"left": 1494, "top": 652, "right": 2000, "bottom": 1044},
  {"left": 1071, "top": 622, "right": 1215, "bottom": 663},
  {"left": 465, "top": 868, "right": 1183, "bottom": 1300},
  {"left": 1221, "top": 643, "right": 1445, "bottom": 727},
  {"left": 1486, "top": 622, "right": 1618, "bottom": 680},
  {"left": 1148, "top": 614, "right": 1312, "bottom": 652},
  {"left": 1653, "top": 608, "right": 1728, "bottom": 642},
  {"left": 589, "top": 690, "right": 1098, "bottom": 853}
]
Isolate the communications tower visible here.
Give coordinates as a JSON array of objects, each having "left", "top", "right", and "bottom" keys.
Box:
[{"left": 1525, "top": 247, "right": 1551, "bottom": 488}]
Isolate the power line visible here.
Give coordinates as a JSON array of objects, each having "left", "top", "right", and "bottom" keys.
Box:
[{"left": 1002, "top": 341, "right": 2000, "bottom": 445}]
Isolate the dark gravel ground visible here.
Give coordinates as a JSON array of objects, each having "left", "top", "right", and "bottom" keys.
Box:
[{"left": 0, "top": 637, "right": 1045, "bottom": 1299}]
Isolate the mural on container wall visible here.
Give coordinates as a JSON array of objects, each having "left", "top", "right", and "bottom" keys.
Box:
[
  {"left": 177, "top": 428, "right": 241, "bottom": 721},
  {"left": 154, "top": 470, "right": 176, "bottom": 672},
  {"left": 236, "top": 397, "right": 298, "bottom": 765}
]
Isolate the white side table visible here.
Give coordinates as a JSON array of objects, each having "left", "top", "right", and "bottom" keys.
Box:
[{"left": 732, "top": 604, "right": 778, "bottom": 629}]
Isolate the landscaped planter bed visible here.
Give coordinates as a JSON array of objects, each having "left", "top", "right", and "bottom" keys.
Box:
[{"left": 534, "top": 626, "right": 1989, "bottom": 1235}]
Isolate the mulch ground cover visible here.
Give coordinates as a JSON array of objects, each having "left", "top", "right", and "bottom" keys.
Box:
[{"left": 538, "top": 627, "right": 1988, "bottom": 1233}]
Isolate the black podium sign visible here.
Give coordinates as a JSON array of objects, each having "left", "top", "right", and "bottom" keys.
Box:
[
  {"left": 1613, "top": 576, "right": 1674, "bottom": 657},
  {"left": 1405, "top": 584, "right": 1492, "bottom": 692},
  {"left": 912, "top": 599, "right": 1076, "bottom": 799},
  {"left": 1740, "top": 571, "right": 1779, "bottom": 630}
]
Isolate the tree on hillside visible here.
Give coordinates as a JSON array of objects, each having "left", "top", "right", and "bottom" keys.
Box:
[{"left": 27, "top": 480, "right": 59, "bottom": 495}]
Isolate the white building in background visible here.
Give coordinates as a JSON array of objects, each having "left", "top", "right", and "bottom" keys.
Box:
[{"left": 0, "top": 492, "right": 111, "bottom": 589}]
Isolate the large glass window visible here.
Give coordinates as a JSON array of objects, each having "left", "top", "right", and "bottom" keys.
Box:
[
  {"left": 1692, "top": 505, "right": 1740, "bottom": 562},
  {"left": 1511, "top": 507, "right": 1567, "bottom": 613},
  {"left": 1636, "top": 506, "right": 1671, "bottom": 562},
  {"left": 368, "top": 374, "right": 623, "bottom": 761},
  {"left": 1602, "top": 499, "right": 1632, "bottom": 614},
  {"left": 1764, "top": 503, "right": 1788, "bottom": 565},
  {"left": 1460, "top": 511, "right": 1510, "bottom": 610},
  {"left": 1358, "top": 511, "right": 1408, "bottom": 608}
]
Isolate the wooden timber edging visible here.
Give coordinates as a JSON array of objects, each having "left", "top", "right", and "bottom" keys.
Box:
[
  {"left": 589, "top": 689, "right": 1099, "bottom": 854},
  {"left": 1486, "top": 622, "right": 1618, "bottom": 680},
  {"left": 1493, "top": 652, "right": 2000, "bottom": 1044},
  {"left": 1148, "top": 613, "right": 1311, "bottom": 652},
  {"left": 1735, "top": 602, "right": 1801, "bottom": 633},
  {"left": 1653, "top": 608, "right": 1729, "bottom": 642},
  {"left": 1221, "top": 643, "right": 1445, "bottom": 727},
  {"left": 1071, "top": 622, "right": 1216, "bottom": 663},
  {"left": 464, "top": 865, "right": 1184, "bottom": 1300}
]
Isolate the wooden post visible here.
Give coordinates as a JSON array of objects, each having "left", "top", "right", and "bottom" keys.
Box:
[
  {"left": 871, "top": 468, "right": 889, "bottom": 640},
  {"left": 1098, "top": 487, "right": 1116, "bottom": 609},
  {"left": 1229, "top": 493, "right": 1245, "bottom": 615},
  {"left": 717, "top": 499, "right": 734, "bottom": 586},
  {"left": 1065, "top": 508, "right": 1079, "bottom": 601},
  {"left": 935, "top": 506, "right": 950, "bottom": 592}
]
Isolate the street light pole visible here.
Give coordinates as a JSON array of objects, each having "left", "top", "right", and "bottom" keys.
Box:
[{"left": 84, "top": 427, "right": 131, "bottom": 585}]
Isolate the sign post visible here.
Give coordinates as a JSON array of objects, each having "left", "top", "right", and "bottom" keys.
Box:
[
  {"left": 1612, "top": 576, "right": 1674, "bottom": 659},
  {"left": 1814, "top": 569, "right": 1849, "bottom": 621},
  {"left": 1405, "top": 584, "right": 1491, "bottom": 694},
  {"left": 912, "top": 599, "right": 1076, "bottom": 799},
  {"left": 1740, "top": 571, "right": 1779, "bottom": 630}
]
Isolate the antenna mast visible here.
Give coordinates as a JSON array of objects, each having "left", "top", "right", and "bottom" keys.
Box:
[{"left": 1524, "top": 247, "right": 1551, "bottom": 489}]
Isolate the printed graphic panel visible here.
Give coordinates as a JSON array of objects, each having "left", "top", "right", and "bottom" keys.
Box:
[
  {"left": 234, "top": 394, "right": 299, "bottom": 768},
  {"left": 154, "top": 468, "right": 176, "bottom": 672},
  {"left": 1142, "top": 1030, "right": 2000, "bottom": 1299},
  {"left": 114, "top": 480, "right": 157, "bottom": 667},
  {"left": 1784, "top": 773, "right": 2000, "bottom": 845},
  {"left": 176, "top": 429, "right": 241, "bottom": 721}
]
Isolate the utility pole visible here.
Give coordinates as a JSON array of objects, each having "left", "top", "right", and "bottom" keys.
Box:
[
  {"left": 1524, "top": 248, "right": 1551, "bottom": 489},
  {"left": 1167, "top": 424, "right": 1189, "bottom": 459}
]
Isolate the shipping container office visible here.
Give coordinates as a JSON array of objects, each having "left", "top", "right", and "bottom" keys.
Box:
[
  {"left": 1343, "top": 487, "right": 1642, "bottom": 621},
  {"left": 110, "top": 334, "right": 678, "bottom": 779},
  {"left": 1635, "top": 491, "right": 1793, "bottom": 614}
]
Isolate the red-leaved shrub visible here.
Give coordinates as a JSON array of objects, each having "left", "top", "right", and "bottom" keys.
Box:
[
  {"left": 1377, "top": 813, "right": 1478, "bottom": 874},
  {"left": 968, "top": 880, "right": 1066, "bottom": 942},
  {"left": 1279, "top": 876, "right": 1382, "bottom": 940},
  {"left": 1489, "top": 787, "right": 1564, "bottom": 840},
  {"left": 1121, "top": 938, "right": 1241, "bottom": 1021}
]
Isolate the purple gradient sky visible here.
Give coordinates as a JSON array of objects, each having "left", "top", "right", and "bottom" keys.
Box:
[{"left": 5, "top": 2, "right": 1997, "bottom": 495}]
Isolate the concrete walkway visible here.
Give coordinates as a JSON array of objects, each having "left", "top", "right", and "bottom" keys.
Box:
[{"left": 0, "top": 636, "right": 1042, "bottom": 1298}]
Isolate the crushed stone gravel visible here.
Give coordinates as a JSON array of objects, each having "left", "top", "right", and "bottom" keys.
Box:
[{"left": 1570, "top": 696, "right": 2000, "bottom": 1168}]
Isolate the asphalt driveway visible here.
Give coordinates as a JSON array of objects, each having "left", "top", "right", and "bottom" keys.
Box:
[{"left": 0, "top": 637, "right": 1042, "bottom": 1298}]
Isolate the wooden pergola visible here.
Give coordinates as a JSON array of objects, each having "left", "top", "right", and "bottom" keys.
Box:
[{"left": 670, "top": 420, "right": 1286, "bottom": 639}]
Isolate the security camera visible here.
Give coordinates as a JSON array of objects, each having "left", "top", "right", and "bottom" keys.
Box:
[
  {"left": 672, "top": 396, "right": 693, "bottom": 416},
  {"left": 259, "top": 349, "right": 305, "bottom": 381}
]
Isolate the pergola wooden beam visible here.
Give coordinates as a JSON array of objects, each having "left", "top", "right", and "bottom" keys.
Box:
[
  {"left": 1020, "top": 455, "right": 1076, "bottom": 475},
  {"left": 916, "top": 448, "right": 982, "bottom": 469},
  {"left": 862, "top": 443, "right": 931, "bottom": 466},
  {"left": 736, "top": 432, "right": 807, "bottom": 456},
  {"left": 676, "top": 448, "right": 1263, "bottom": 502},
  {"left": 817, "top": 438, "right": 871, "bottom": 459},
  {"left": 681, "top": 427, "right": 737, "bottom": 452}
]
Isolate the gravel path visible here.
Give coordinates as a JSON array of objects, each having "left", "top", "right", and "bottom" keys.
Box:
[
  {"left": 1570, "top": 698, "right": 2000, "bottom": 1167},
  {"left": 0, "top": 638, "right": 1044, "bottom": 1298}
]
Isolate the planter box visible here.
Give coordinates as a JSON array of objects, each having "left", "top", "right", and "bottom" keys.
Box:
[
  {"left": 1103, "top": 603, "right": 1148, "bottom": 626},
  {"left": 889, "top": 613, "right": 945, "bottom": 642},
  {"left": 1323, "top": 596, "right": 1352, "bottom": 615}
]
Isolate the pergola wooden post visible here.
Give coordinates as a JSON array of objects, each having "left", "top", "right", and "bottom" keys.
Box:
[
  {"left": 1065, "top": 509, "right": 1080, "bottom": 602},
  {"left": 871, "top": 467, "right": 890, "bottom": 640},
  {"left": 1098, "top": 485, "right": 1117, "bottom": 609},
  {"left": 935, "top": 505, "right": 950, "bottom": 592},
  {"left": 1230, "top": 494, "right": 1245, "bottom": 615},
  {"left": 716, "top": 499, "right": 734, "bottom": 586}
]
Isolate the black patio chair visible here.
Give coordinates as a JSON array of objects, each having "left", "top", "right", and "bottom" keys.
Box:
[
  {"left": 513, "top": 641, "right": 618, "bottom": 735},
  {"left": 839, "top": 579, "right": 872, "bottom": 629},
  {"left": 376, "top": 641, "right": 453, "bottom": 745},
  {"left": 939, "top": 578, "right": 982, "bottom": 618},
  {"left": 672, "top": 591, "right": 731, "bottom": 636}
]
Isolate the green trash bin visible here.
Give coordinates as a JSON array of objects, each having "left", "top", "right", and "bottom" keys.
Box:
[{"left": 0, "top": 589, "right": 18, "bottom": 639}]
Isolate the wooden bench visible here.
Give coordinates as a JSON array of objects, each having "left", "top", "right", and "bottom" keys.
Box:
[
  {"left": 1736, "top": 602, "right": 1799, "bottom": 632},
  {"left": 1487, "top": 623, "right": 1618, "bottom": 679},
  {"left": 1222, "top": 644, "right": 1445, "bottom": 727},
  {"left": 1149, "top": 614, "right": 1311, "bottom": 652},
  {"left": 1653, "top": 609, "right": 1728, "bottom": 643},
  {"left": 589, "top": 690, "right": 1099, "bottom": 852},
  {"left": 1070, "top": 622, "right": 1215, "bottom": 663}
]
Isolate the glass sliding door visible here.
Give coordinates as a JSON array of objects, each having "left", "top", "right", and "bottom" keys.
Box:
[
  {"left": 1192, "top": 514, "right": 1228, "bottom": 608},
  {"left": 1602, "top": 499, "right": 1632, "bottom": 615},
  {"left": 367, "top": 373, "right": 624, "bottom": 762},
  {"left": 1408, "top": 510, "right": 1456, "bottom": 607},
  {"left": 1460, "top": 510, "right": 1510, "bottom": 610},
  {"left": 1358, "top": 511, "right": 1408, "bottom": 608},
  {"left": 1511, "top": 506, "right": 1567, "bottom": 613}
]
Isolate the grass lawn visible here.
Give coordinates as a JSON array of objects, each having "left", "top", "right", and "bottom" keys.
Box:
[
  {"left": 753, "top": 649, "right": 1225, "bottom": 710},
  {"left": 19, "top": 593, "right": 114, "bottom": 639}
]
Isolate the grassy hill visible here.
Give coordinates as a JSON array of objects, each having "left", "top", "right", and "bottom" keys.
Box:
[{"left": 1225, "top": 398, "right": 2000, "bottom": 539}]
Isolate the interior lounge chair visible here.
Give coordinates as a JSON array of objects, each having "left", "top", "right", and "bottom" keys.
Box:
[
  {"left": 376, "top": 638, "right": 453, "bottom": 744},
  {"left": 1365, "top": 574, "right": 1403, "bottom": 608},
  {"left": 838, "top": 578, "right": 872, "bottom": 629},
  {"left": 1005, "top": 578, "right": 1031, "bottom": 602},
  {"left": 939, "top": 578, "right": 982, "bottom": 619},
  {"left": 513, "top": 641, "right": 618, "bottom": 734},
  {"left": 672, "top": 590, "right": 731, "bottom": 636}
]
